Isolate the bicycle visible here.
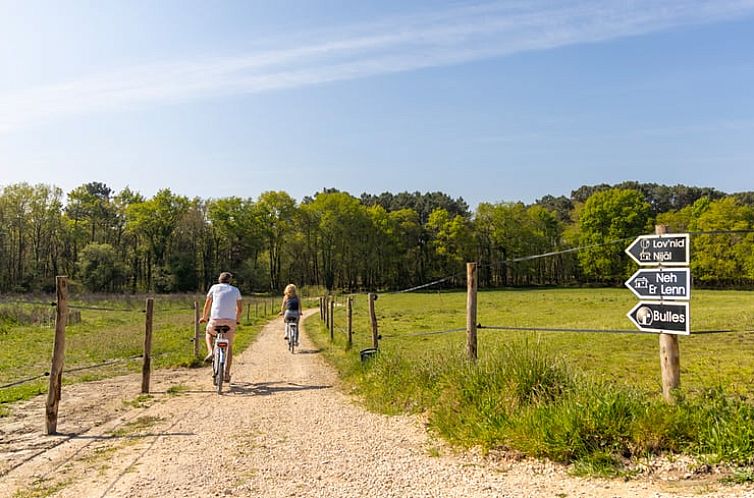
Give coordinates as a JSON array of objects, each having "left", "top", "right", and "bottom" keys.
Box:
[
  {"left": 284, "top": 317, "right": 299, "bottom": 354},
  {"left": 211, "top": 325, "right": 231, "bottom": 394}
]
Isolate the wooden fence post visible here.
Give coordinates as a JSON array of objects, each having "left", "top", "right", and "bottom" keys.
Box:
[
  {"left": 657, "top": 224, "right": 681, "bottom": 402},
  {"left": 347, "top": 296, "right": 353, "bottom": 349},
  {"left": 246, "top": 302, "right": 250, "bottom": 323},
  {"left": 319, "top": 297, "right": 324, "bottom": 321},
  {"left": 46, "top": 276, "right": 68, "bottom": 435},
  {"left": 255, "top": 300, "right": 259, "bottom": 317},
  {"left": 369, "top": 293, "right": 379, "bottom": 349},
  {"left": 329, "top": 298, "right": 335, "bottom": 341},
  {"left": 324, "top": 296, "right": 330, "bottom": 328},
  {"left": 466, "top": 262, "right": 478, "bottom": 362},
  {"left": 193, "top": 299, "right": 201, "bottom": 359},
  {"left": 141, "top": 297, "right": 154, "bottom": 394}
]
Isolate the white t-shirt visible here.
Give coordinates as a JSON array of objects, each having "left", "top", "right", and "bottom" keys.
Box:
[{"left": 207, "top": 283, "right": 242, "bottom": 320}]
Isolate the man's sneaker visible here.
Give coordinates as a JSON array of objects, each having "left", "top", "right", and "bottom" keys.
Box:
[
  {"left": 284, "top": 336, "right": 288, "bottom": 341},
  {"left": 224, "top": 374, "right": 231, "bottom": 383}
]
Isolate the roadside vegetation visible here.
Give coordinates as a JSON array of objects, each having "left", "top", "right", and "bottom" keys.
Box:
[{"left": 308, "top": 289, "right": 754, "bottom": 478}]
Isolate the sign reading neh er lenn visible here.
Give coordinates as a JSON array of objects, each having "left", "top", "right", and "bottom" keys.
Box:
[{"left": 625, "top": 268, "right": 690, "bottom": 301}]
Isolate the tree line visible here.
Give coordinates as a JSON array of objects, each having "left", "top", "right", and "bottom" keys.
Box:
[{"left": 1, "top": 181, "right": 753, "bottom": 294}]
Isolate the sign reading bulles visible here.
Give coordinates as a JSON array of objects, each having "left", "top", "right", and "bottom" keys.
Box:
[{"left": 627, "top": 301, "right": 690, "bottom": 335}]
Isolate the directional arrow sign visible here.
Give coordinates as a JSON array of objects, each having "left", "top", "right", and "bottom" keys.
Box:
[
  {"left": 627, "top": 301, "right": 690, "bottom": 335},
  {"left": 625, "top": 234, "right": 689, "bottom": 266},
  {"left": 625, "top": 268, "right": 691, "bottom": 301}
]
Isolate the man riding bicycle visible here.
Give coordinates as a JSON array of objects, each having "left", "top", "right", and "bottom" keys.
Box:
[{"left": 200, "top": 272, "right": 242, "bottom": 383}]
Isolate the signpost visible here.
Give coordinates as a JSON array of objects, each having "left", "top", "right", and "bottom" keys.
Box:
[
  {"left": 625, "top": 227, "right": 691, "bottom": 403},
  {"left": 625, "top": 234, "right": 689, "bottom": 266},
  {"left": 625, "top": 268, "right": 691, "bottom": 301},
  {"left": 627, "top": 301, "right": 690, "bottom": 335}
]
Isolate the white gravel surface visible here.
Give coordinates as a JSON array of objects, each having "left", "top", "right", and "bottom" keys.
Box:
[{"left": 1, "top": 310, "right": 753, "bottom": 497}]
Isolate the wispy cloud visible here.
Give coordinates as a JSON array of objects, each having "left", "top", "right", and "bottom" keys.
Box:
[{"left": 2, "top": 0, "right": 753, "bottom": 132}]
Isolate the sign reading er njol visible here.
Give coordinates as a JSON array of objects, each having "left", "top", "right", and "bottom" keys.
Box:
[
  {"left": 624, "top": 268, "right": 691, "bottom": 301},
  {"left": 625, "top": 234, "right": 689, "bottom": 266},
  {"left": 626, "top": 301, "right": 690, "bottom": 335}
]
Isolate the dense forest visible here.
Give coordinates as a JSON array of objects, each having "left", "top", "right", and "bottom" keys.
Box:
[{"left": 1, "top": 181, "right": 753, "bottom": 294}]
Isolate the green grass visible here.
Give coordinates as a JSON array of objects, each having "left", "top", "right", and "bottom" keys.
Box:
[
  {"left": 0, "top": 294, "right": 280, "bottom": 408},
  {"left": 12, "top": 477, "right": 72, "bottom": 498},
  {"left": 318, "top": 289, "right": 754, "bottom": 396},
  {"left": 308, "top": 288, "right": 754, "bottom": 475},
  {"left": 108, "top": 415, "right": 163, "bottom": 437}
]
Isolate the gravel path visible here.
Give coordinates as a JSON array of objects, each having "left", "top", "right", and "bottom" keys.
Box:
[{"left": 2, "top": 310, "right": 753, "bottom": 497}]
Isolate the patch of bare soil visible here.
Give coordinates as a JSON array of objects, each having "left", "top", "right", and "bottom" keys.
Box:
[{"left": 1, "top": 310, "right": 752, "bottom": 497}]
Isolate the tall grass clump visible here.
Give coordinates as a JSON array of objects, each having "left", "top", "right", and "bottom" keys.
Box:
[
  {"left": 357, "top": 349, "right": 461, "bottom": 415},
  {"left": 429, "top": 339, "right": 573, "bottom": 449},
  {"left": 677, "top": 387, "right": 754, "bottom": 465},
  {"left": 503, "top": 381, "right": 650, "bottom": 474}
]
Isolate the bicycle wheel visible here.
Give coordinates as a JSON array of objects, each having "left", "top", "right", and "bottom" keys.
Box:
[
  {"left": 288, "top": 327, "right": 295, "bottom": 353},
  {"left": 214, "top": 349, "right": 224, "bottom": 394}
]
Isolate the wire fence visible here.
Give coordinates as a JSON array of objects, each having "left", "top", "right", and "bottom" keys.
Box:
[{"left": 316, "top": 229, "right": 754, "bottom": 355}]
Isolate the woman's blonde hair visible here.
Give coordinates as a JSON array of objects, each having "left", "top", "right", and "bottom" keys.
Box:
[{"left": 284, "top": 284, "right": 297, "bottom": 297}]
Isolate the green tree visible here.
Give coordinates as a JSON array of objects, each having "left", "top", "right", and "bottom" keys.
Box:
[
  {"left": 578, "top": 188, "right": 653, "bottom": 284},
  {"left": 426, "top": 208, "right": 473, "bottom": 280},
  {"left": 77, "top": 243, "right": 127, "bottom": 292},
  {"left": 256, "top": 191, "right": 297, "bottom": 291},
  {"left": 206, "top": 196, "right": 262, "bottom": 290},
  {"left": 303, "top": 192, "right": 371, "bottom": 290},
  {"left": 126, "top": 189, "right": 190, "bottom": 291},
  {"left": 688, "top": 197, "right": 754, "bottom": 286}
]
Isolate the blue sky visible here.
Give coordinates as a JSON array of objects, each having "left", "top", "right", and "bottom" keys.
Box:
[{"left": 1, "top": 0, "right": 754, "bottom": 209}]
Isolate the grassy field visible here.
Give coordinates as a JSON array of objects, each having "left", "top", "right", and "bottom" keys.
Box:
[
  {"left": 0, "top": 294, "right": 282, "bottom": 412},
  {"left": 316, "top": 288, "right": 754, "bottom": 396},
  {"left": 307, "top": 288, "right": 754, "bottom": 476}
]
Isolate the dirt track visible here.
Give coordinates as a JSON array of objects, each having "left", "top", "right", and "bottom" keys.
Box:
[{"left": 1, "top": 310, "right": 753, "bottom": 497}]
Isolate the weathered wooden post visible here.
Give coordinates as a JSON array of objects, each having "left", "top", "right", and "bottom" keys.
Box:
[
  {"left": 347, "top": 296, "right": 353, "bottom": 349},
  {"left": 193, "top": 299, "right": 201, "bottom": 358},
  {"left": 46, "top": 276, "right": 68, "bottom": 435},
  {"left": 324, "top": 296, "right": 330, "bottom": 328},
  {"left": 368, "top": 293, "right": 379, "bottom": 349},
  {"left": 255, "top": 300, "right": 259, "bottom": 317},
  {"left": 246, "top": 302, "right": 250, "bottom": 323},
  {"left": 141, "top": 297, "right": 154, "bottom": 394},
  {"left": 466, "top": 262, "right": 478, "bottom": 362},
  {"left": 329, "top": 298, "right": 335, "bottom": 341},
  {"left": 656, "top": 224, "right": 681, "bottom": 402},
  {"left": 264, "top": 300, "right": 267, "bottom": 316}
]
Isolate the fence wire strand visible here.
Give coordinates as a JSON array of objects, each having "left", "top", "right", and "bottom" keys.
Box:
[
  {"left": 384, "top": 229, "right": 754, "bottom": 296},
  {"left": 67, "top": 304, "right": 144, "bottom": 312},
  {"left": 0, "top": 355, "right": 143, "bottom": 390},
  {"left": 381, "top": 327, "right": 466, "bottom": 339}
]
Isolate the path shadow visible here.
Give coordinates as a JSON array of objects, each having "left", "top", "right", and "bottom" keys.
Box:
[
  {"left": 285, "top": 347, "right": 321, "bottom": 355},
  {"left": 226, "top": 381, "right": 332, "bottom": 397},
  {"left": 59, "top": 432, "right": 195, "bottom": 440}
]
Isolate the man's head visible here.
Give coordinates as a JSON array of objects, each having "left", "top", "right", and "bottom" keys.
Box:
[{"left": 218, "top": 272, "right": 233, "bottom": 284}]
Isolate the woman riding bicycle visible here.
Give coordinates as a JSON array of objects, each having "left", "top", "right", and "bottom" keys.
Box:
[{"left": 279, "top": 284, "right": 301, "bottom": 342}]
